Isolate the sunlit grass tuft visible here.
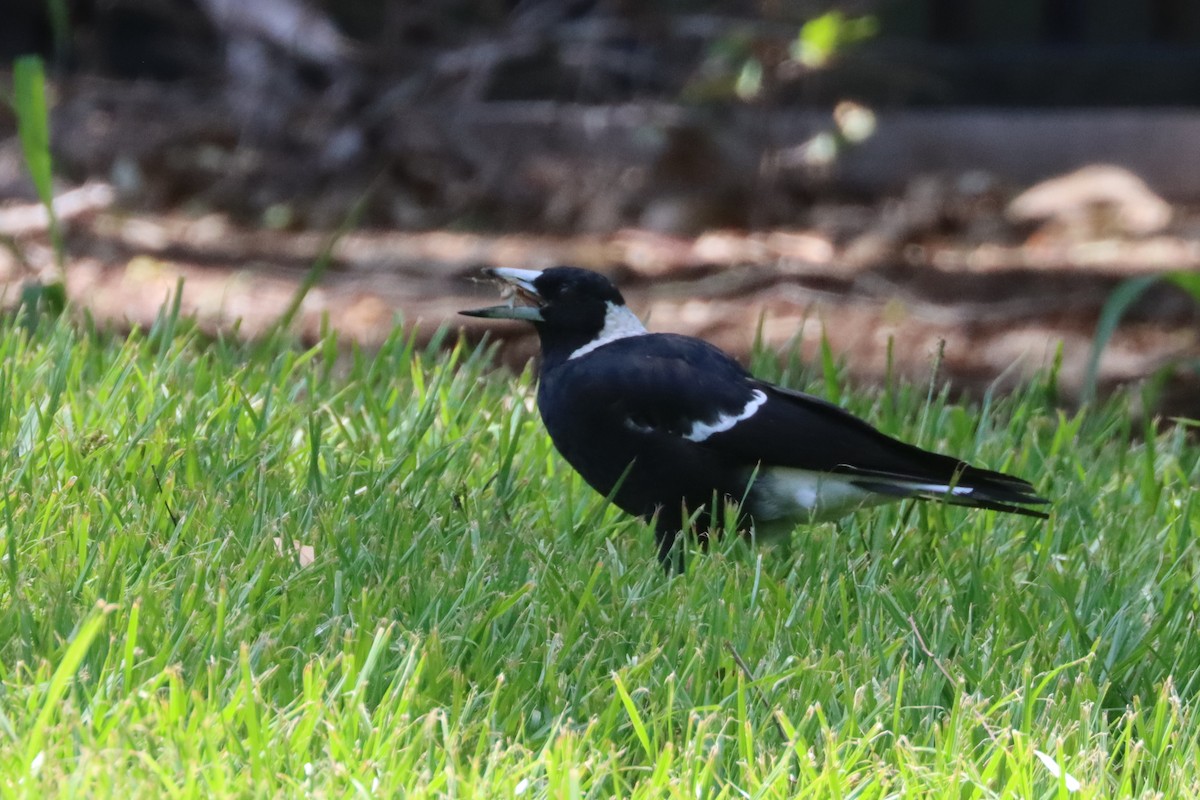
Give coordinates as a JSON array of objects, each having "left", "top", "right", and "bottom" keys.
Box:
[{"left": 0, "top": 309, "right": 1197, "bottom": 797}]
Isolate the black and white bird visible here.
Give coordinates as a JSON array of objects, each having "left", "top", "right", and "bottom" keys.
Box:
[{"left": 462, "top": 266, "right": 1049, "bottom": 566}]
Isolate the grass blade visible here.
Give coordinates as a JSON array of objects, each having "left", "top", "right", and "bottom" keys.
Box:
[
  {"left": 23, "top": 604, "right": 111, "bottom": 765},
  {"left": 1083, "top": 272, "right": 1200, "bottom": 403}
]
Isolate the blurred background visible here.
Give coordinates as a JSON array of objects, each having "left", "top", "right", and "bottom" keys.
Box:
[{"left": 1, "top": 0, "right": 1198, "bottom": 413}]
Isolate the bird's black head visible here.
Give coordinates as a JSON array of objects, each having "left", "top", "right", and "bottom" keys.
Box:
[{"left": 461, "top": 266, "right": 644, "bottom": 365}]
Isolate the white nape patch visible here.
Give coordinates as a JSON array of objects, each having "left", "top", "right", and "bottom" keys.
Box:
[
  {"left": 683, "top": 389, "right": 768, "bottom": 442},
  {"left": 568, "top": 302, "right": 648, "bottom": 360}
]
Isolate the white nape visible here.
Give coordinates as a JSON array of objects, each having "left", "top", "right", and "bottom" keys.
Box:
[
  {"left": 683, "top": 389, "right": 768, "bottom": 442},
  {"left": 568, "top": 302, "right": 648, "bottom": 360}
]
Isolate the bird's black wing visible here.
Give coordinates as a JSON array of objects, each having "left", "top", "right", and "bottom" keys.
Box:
[
  {"left": 542, "top": 333, "right": 766, "bottom": 442},
  {"left": 553, "top": 334, "right": 1047, "bottom": 517},
  {"left": 701, "top": 381, "right": 1049, "bottom": 516},
  {"left": 538, "top": 333, "right": 773, "bottom": 527}
]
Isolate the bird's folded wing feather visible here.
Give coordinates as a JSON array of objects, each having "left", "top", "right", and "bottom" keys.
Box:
[
  {"left": 565, "top": 338, "right": 761, "bottom": 440},
  {"left": 565, "top": 335, "right": 926, "bottom": 474},
  {"left": 566, "top": 335, "right": 1045, "bottom": 509}
]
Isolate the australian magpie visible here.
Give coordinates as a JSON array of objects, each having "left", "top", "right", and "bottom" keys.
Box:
[{"left": 462, "top": 266, "right": 1049, "bottom": 567}]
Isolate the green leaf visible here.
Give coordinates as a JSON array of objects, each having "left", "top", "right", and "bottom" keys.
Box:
[
  {"left": 1083, "top": 271, "right": 1200, "bottom": 404},
  {"left": 820, "top": 327, "right": 841, "bottom": 404},
  {"left": 794, "top": 12, "right": 878, "bottom": 68},
  {"left": 1082, "top": 274, "right": 1159, "bottom": 404},
  {"left": 24, "top": 604, "right": 111, "bottom": 765},
  {"left": 12, "top": 55, "right": 65, "bottom": 275},
  {"left": 18, "top": 281, "right": 67, "bottom": 330},
  {"left": 47, "top": 0, "right": 71, "bottom": 61},
  {"left": 734, "top": 58, "right": 763, "bottom": 101},
  {"left": 13, "top": 56, "right": 55, "bottom": 209},
  {"left": 1164, "top": 271, "right": 1200, "bottom": 302},
  {"left": 795, "top": 12, "right": 842, "bottom": 67},
  {"left": 612, "top": 671, "right": 653, "bottom": 759}
]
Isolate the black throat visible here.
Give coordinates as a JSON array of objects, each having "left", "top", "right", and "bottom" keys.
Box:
[{"left": 533, "top": 324, "right": 602, "bottom": 372}]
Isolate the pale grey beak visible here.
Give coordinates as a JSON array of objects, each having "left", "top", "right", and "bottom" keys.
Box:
[{"left": 460, "top": 267, "right": 545, "bottom": 321}]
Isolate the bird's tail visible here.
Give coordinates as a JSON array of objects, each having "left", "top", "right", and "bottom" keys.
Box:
[{"left": 846, "top": 464, "right": 1050, "bottom": 519}]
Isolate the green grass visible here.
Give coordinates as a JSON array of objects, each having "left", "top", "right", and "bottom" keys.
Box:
[{"left": 0, "top": 309, "right": 1197, "bottom": 798}]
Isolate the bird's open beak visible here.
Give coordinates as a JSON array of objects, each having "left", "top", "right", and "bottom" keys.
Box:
[{"left": 460, "top": 267, "right": 545, "bottom": 321}]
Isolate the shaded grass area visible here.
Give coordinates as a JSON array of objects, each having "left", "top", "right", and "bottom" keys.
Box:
[{"left": 0, "top": 310, "right": 1198, "bottom": 797}]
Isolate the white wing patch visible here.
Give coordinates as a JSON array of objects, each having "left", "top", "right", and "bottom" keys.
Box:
[
  {"left": 683, "top": 389, "right": 768, "bottom": 442},
  {"left": 569, "top": 303, "right": 648, "bottom": 360}
]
